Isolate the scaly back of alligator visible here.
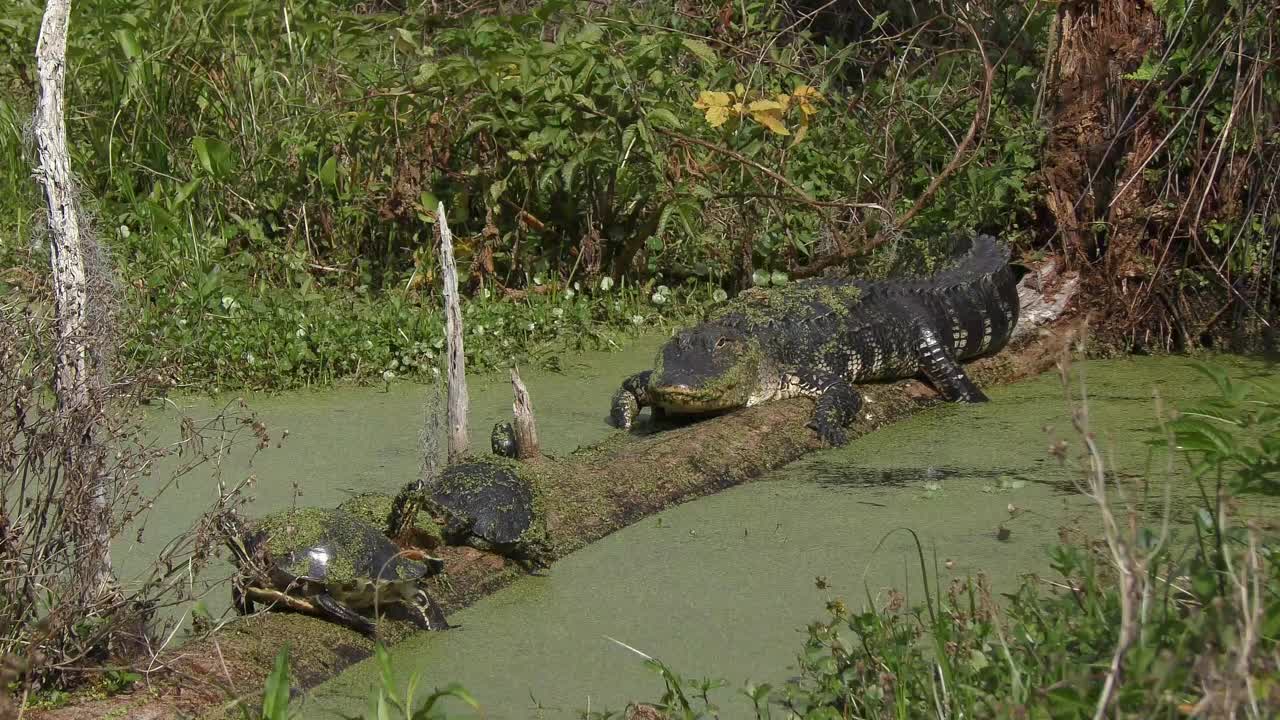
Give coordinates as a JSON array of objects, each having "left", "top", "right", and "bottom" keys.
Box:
[
  {"left": 608, "top": 235, "right": 1020, "bottom": 445},
  {"left": 710, "top": 234, "right": 1020, "bottom": 362}
]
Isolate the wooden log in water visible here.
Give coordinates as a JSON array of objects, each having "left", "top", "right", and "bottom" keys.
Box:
[{"left": 32, "top": 263, "right": 1082, "bottom": 720}]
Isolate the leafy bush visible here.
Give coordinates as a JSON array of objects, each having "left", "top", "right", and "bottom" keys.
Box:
[{"left": 0, "top": 0, "right": 1048, "bottom": 388}]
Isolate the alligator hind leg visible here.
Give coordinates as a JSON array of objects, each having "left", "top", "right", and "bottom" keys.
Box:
[
  {"left": 916, "top": 327, "right": 988, "bottom": 403},
  {"left": 313, "top": 592, "right": 377, "bottom": 636},
  {"left": 609, "top": 370, "right": 654, "bottom": 429},
  {"left": 804, "top": 376, "right": 864, "bottom": 447}
]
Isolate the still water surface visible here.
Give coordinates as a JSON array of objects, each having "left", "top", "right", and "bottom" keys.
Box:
[{"left": 283, "top": 354, "right": 1276, "bottom": 719}]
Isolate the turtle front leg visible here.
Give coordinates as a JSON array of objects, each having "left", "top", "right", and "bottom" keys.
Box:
[
  {"left": 609, "top": 370, "right": 654, "bottom": 429},
  {"left": 313, "top": 592, "right": 377, "bottom": 636},
  {"left": 230, "top": 581, "right": 254, "bottom": 615},
  {"left": 799, "top": 373, "right": 864, "bottom": 447}
]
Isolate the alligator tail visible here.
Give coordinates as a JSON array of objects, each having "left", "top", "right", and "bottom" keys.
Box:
[
  {"left": 926, "top": 233, "right": 1012, "bottom": 291},
  {"left": 923, "top": 233, "right": 1021, "bottom": 358}
]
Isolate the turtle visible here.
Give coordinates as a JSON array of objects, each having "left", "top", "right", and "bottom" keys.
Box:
[
  {"left": 491, "top": 421, "right": 518, "bottom": 458},
  {"left": 390, "top": 455, "right": 553, "bottom": 570},
  {"left": 218, "top": 507, "right": 450, "bottom": 635}
]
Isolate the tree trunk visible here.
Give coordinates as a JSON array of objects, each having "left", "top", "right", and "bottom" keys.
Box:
[
  {"left": 1040, "top": 0, "right": 1162, "bottom": 270},
  {"left": 510, "top": 366, "right": 540, "bottom": 460},
  {"left": 437, "top": 203, "right": 470, "bottom": 462},
  {"left": 33, "top": 0, "right": 114, "bottom": 598}
]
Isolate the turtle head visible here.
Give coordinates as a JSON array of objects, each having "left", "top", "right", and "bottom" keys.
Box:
[
  {"left": 388, "top": 478, "right": 429, "bottom": 541},
  {"left": 216, "top": 509, "right": 254, "bottom": 567},
  {"left": 490, "top": 422, "right": 518, "bottom": 458},
  {"left": 647, "top": 324, "right": 763, "bottom": 413},
  {"left": 408, "top": 585, "right": 450, "bottom": 631}
]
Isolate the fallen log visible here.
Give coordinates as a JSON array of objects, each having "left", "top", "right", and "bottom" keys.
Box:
[{"left": 33, "top": 261, "right": 1080, "bottom": 720}]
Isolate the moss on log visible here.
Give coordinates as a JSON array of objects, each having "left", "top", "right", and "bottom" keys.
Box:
[{"left": 32, "top": 272, "right": 1081, "bottom": 720}]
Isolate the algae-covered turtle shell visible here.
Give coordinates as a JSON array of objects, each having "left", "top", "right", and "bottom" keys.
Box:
[
  {"left": 337, "top": 491, "right": 445, "bottom": 550},
  {"left": 219, "top": 507, "right": 448, "bottom": 635},
  {"left": 428, "top": 456, "right": 551, "bottom": 567}
]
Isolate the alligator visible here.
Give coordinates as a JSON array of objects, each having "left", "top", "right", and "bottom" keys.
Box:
[{"left": 608, "top": 234, "right": 1020, "bottom": 446}]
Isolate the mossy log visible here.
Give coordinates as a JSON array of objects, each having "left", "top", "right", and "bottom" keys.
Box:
[{"left": 34, "top": 268, "right": 1081, "bottom": 720}]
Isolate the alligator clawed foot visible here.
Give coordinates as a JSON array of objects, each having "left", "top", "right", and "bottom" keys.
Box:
[
  {"left": 608, "top": 393, "right": 637, "bottom": 430},
  {"left": 809, "top": 419, "right": 850, "bottom": 447}
]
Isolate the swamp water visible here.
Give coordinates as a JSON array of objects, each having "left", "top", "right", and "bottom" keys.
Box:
[
  {"left": 122, "top": 346, "right": 1276, "bottom": 718},
  {"left": 295, "top": 354, "right": 1278, "bottom": 719}
]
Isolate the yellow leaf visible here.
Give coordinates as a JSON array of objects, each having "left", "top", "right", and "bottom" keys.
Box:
[
  {"left": 791, "top": 85, "right": 823, "bottom": 117},
  {"left": 776, "top": 93, "right": 792, "bottom": 109},
  {"left": 751, "top": 109, "right": 790, "bottom": 135},
  {"left": 748, "top": 99, "right": 785, "bottom": 112},
  {"left": 705, "top": 105, "right": 733, "bottom": 127},
  {"left": 732, "top": 101, "right": 746, "bottom": 115},
  {"left": 790, "top": 122, "right": 809, "bottom": 146},
  {"left": 693, "top": 90, "right": 732, "bottom": 110},
  {"left": 734, "top": 82, "right": 746, "bottom": 97},
  {"left": 792, "top": 85, "right": 823, "bottom": 101}
]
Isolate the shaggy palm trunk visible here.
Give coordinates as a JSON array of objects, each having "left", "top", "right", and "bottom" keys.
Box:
[
  {"left": 33, "top": 0, "right": 115, "bottom": 598},
  {"left": 1041, "top": 0, "right": 1162, "bottom": 270}
]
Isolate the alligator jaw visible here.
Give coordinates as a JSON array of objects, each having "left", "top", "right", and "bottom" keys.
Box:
[{"left": 650, "top": 383, "right": 744, "bottom": 413}]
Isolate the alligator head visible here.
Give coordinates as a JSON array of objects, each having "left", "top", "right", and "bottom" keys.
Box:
[{"left": 646, "top": 324, "right": 767, "bottom": 413}]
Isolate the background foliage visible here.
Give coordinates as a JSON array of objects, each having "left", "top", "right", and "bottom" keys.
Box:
[
  {"left": 0, "top": 0, "right": 1275, "bottom": 387},
  {"left": 0, "top": 0, "right": 1051, "bottom": 388}
]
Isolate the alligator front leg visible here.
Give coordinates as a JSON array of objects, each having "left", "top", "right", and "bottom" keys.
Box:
[
  {"left": 609, "top": 370, "right": 653, "bottom": 429},
  {"left": 801, "top": 374, "right": 864, "bottom": 447},
  {"left": 916, "top": 327, "right": 989, "bottom": 402}
]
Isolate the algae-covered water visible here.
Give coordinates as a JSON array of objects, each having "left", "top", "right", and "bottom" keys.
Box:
[
  {"left": 290, "top": 354, "right": 1278, "bottom": 719},
  {"left": 118, "top": 337, "right": 666, "bottom": 613}
]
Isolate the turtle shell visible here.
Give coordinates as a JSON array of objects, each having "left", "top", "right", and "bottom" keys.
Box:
[
  {"left": 429, "top": 457, "right": 541, "bottom": 548},
  {"left": 246, "top": 508, "right": 437, "bottom": 596}
]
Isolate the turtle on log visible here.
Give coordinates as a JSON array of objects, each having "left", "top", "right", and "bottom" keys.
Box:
[
  {"left": 218, "top": 507, "right": 449, "bottom": 635},
  {"left": 390, "top": 454, "right": 552, "bottom": 570}
]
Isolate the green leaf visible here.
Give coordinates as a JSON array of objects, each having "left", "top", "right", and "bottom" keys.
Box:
[
  {"left": 574, "top": 22, "right": 603, "bottom": 44},
  {"left": 394, "top": 27, "right": 419, "bottom": 54},
  {"left": 646, "top": 108, "right": 681, "bottom": 129},
  {"left": 318, "top": 156, "right": 338, "bottom": 190},
  {"left": 172, "top": 178, "right": 203, "bottom": 208},
  {"left": 192, "top": 136, "right": 233, "bottom": 178},
  {"left": 375, "top": 643, "right": 396, "bottom": 698},
  {"left": 681, "top": 37, "right": 718, "bottom": 63},
  {"left": 260, "top": 646, "right": 291, "bottom": 720},
  {"left": 114, "top": 29, "right": 142, "bottom": 60}
]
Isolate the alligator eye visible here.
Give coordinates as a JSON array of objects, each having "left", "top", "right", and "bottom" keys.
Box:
[{"left": 715, "top": 337, "right": 728, "bottom": 349}]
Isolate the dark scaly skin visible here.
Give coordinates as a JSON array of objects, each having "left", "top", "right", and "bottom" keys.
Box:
[{"left": 609, "top": 235, "right": 1020, "bottom": 446}]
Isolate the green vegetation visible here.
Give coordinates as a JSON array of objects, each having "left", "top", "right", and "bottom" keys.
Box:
[
  {"left": 4, "top": 0, "right": 1273, "bottom": 385},
  {"left": 0, "top": 0, "right": 1047, "bottom": 389},
  {"left": 243, "top": 643, "right": 477, "bottom": 720}
]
